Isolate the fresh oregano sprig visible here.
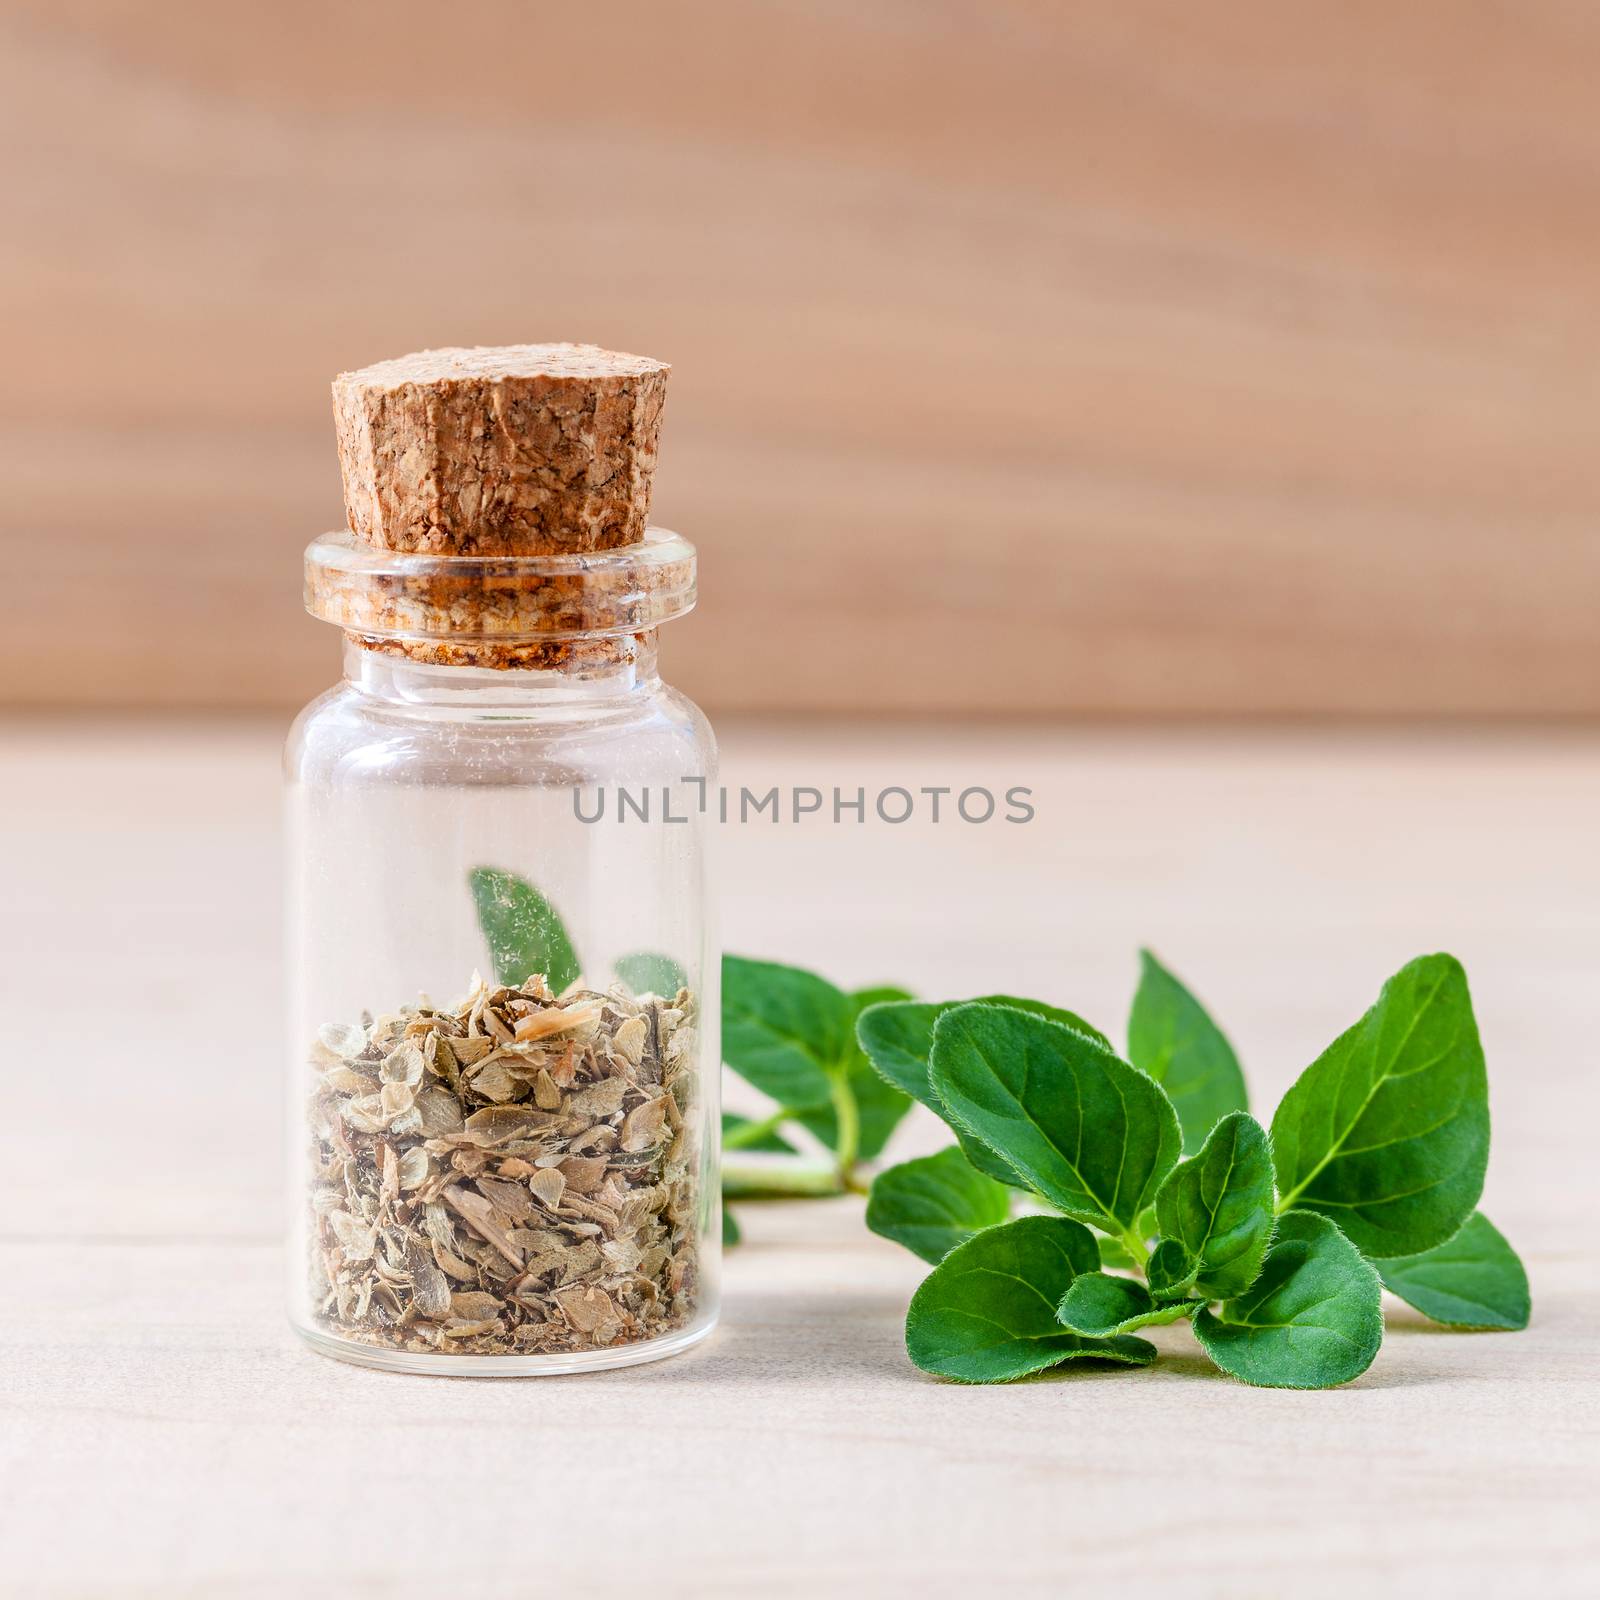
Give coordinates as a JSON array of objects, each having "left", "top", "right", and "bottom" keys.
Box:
[{"left": 860, "top": 951, "right": 1530, "bottom": 1389}]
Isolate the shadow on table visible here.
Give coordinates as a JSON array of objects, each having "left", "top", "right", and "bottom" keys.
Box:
[
  {"left": 1145, "top": 1346, "right": 1452, "bottom": 1391},
  {"left": 631, "top": 1289, "right": 927, "bottom": 1387},
  {"left": 628, "top": 1291, "right": 1432, "bottom": 1394},
  {"left": 621, "top": 1284, "right": 1466, "bottom": 1392},
  {"left": 1382, "top": 1306, "right": 1490, "bottom": 1336}
]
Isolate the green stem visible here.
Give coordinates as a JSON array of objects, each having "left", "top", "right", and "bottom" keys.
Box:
[
  {"left": 722, "top": 1109, "right": 790, "bottom": 1151},
  {"left": 828, "top": 1068, "right": 860, "bottom": 1182},
  {"left": 722, "top": 1162, "right": 846, "bottom": 1200}
]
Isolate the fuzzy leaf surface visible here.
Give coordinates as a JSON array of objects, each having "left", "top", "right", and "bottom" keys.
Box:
[
  {"left": 857, "top": 996, "right": 1110, "bottom": 1106},
  {"left": 1146, "top": 1238, "right": 1200, "bottom": 1300},
  {"left": 867, "top": 1146, "right": 1012, "bottom": 1264},
  {"left": 1271, "top": 954, "right": 1489, "bottom": 1257},
  {"left": 1056, "top": 1272, "right": 1195, "bottom": 1336},
  {"left": 929, "top": 1004, "right": 1181, "bottom": 1235},
  {"left": 905, "top": 1215, "right": 1157, "bottom": 1382},
  {"left": 1128, "top": 950, "right": 1249, "bottom": 1152},
  {"left": 1153, "top": 1111, "right": 1276, "bottom": 1299},
  {"left": 1373, "top": 1211, "right": 1530, "bottom": 1330},
  {"left": 1193, "top": 1211, "right": 1382, "bottom": 1389},
  {"left": 858, "top": 997, "right": 1110, "bottom": 1188}
]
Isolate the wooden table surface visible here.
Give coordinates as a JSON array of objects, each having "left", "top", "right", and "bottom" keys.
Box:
[{"left": 2, "top": 718, "right": 1597, "bottom": 1597}]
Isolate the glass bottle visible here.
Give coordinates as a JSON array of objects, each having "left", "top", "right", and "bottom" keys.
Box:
[{"left": 285, "top": 346, "right": 719, "bottom": 1373}]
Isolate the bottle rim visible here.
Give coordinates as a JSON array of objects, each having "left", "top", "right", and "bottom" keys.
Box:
[{"left": 304, "top": 526, "right": 696, "bottom": 642}]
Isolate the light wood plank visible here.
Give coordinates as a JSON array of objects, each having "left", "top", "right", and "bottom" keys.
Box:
[{"left": 1, "top": 721, "right": 1597, "bottom": 1593}]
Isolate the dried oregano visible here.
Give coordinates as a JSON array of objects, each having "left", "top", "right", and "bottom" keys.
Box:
[{"left": 306, "top": 971, "right": 700, "bottom": 1355}]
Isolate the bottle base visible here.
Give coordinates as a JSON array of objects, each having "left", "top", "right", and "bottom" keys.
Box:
[{"left": 292, "top": 1310, "right": 717, "bottom": 1377}]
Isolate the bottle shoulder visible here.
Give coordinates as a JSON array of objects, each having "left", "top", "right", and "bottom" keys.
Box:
[
  {"left": 653, "top": 683, "right": 718, "bottom": 770},
  {"left": 285, "top": 677, "right": 715, "bottom": 789}
]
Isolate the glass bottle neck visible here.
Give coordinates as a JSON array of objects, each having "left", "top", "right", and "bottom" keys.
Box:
[{"left": 342, "top": 633, "right": 662, "bottom": 713}]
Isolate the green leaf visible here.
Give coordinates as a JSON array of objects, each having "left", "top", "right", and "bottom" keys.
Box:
[
  {"left": 615, "top": 952, "right": 687, "bottom": 995},
  {"left": 721, "top": 1207, "right": 741, "bottom": 1246},
  {"left": 905, "top": 1216, "right": 1158, "bottom": 1383},
  {"left": 793, "top": 986, "right": 914, "bottom": 1160},
  {"left": 1146, "top": 1238, "right": 1200, "bottom": 1300},
  {"left": 468, "top": 867, "right": 581, "bottom": 992},
  {"left": 722, "top": 955, "right": 855, "bottom": 1110},
  {"left": 1056, "top": 1272, "right": 1196, "bottom": 1336},
  {"left": 720, "top": 965, "right": 912, "bottom": 1164},
  {"left": 857, "top": 998, "right": 1110, "bottom": 1188},
  {"left": 1271, "top": 954, "right": 1489, "bottom": 1257},
  {"left": 867, "top": 1147, "right": 1012, "bottom": 1264},
  {"left": 858, "top": 996, "right": 1110, "bottom": 1104},
  {"left": 1193, "top": 1211, "right": 1383, "bottom": 1389},
  {"left": 929, "top": 1004, "right": 1182, "bottom": 1236},
  {"left": 1152, "top": 1111, "right": 1275, "bottom": 1300},
  {"left": 1128, "top": 950, "right": 1250, "bottom": 1152},
  {"left": 1373, "top": 1211, "right": 1530, "bottom": 1330},
  {"left": 721, "top": 1112, "right": 798, "bottom": 1155}
]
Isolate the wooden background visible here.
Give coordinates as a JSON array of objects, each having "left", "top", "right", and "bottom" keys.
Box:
[{"left": 4, "top": 1, "right": 1599, "bottom": 716}]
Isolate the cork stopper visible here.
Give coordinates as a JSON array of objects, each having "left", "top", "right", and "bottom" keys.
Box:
[
  {"left": 308, "top": 343, "right": 693, "bottom": 670},
  {"left": 333, "top": 344, "right": 669, "bottom": 555}
]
